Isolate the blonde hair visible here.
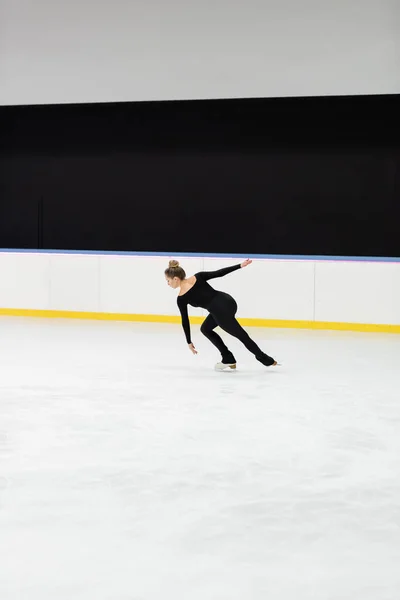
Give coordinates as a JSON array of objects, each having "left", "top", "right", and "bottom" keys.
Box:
[{"left": 165, "top": 259, "right": 186, "bottom": 280}]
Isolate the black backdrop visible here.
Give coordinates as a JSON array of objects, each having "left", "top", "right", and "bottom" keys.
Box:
[{"left": 0, "top": 94, "right": 399, "bottom": 256}]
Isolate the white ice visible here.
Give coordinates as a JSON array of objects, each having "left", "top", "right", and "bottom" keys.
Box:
[{"left": 1, "top": 317, "right": 400, "bottom": 600}]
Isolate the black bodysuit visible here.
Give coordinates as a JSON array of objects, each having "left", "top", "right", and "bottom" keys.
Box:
[{"left": 177, "top": 264, "right": 275, "bottom": 365}]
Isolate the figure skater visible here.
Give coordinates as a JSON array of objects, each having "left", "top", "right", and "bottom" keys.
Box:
[{"left": 165, "top": 259, "right": 277, "bottom": 370}]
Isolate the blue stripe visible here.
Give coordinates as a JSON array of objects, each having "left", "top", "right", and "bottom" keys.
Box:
[{"left": 0, "top": 248, "right": 399, "bottom": 262}]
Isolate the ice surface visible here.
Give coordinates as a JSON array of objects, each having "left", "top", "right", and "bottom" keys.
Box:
[{"left": 1, "top": 317, "right": 400, "bottom": 600}]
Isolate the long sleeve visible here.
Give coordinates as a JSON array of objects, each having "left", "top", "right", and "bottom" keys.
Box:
[
  {"left": 196, "top": 264, "right": 241, "bottom": 282},
  {"left": 177, "top": 296, "right": 192, "bottom": 344}
]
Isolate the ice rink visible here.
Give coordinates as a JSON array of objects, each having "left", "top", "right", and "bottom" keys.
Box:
[{"left": 1, "top": 316, "right": 400, "bottom": 600}]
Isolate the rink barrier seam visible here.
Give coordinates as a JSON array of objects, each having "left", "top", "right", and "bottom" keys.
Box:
[
  {"left": 1, "top": 308, "right": 399, "bottom": 334},
  {"left": 0, "top": 248, "right": 400, "bottom": 262}
]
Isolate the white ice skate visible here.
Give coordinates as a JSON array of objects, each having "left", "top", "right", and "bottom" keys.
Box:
[{"left": 214, "top": 362, "right": 237, "bottom": 371}]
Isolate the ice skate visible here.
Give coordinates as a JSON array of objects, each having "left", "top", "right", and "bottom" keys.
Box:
[
  {"left": 256, "top": 353, "right": 277, "bottom": 367},
  {"left": 215, "top": 361, "right": 237, "bottom": 371},
  {"left": 215, "top": 350, "right": 236, "bottom": 371}
]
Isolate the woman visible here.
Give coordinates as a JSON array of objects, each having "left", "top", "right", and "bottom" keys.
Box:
[{"left": 165, "top": 259, "right": 277, "bottom": 370}]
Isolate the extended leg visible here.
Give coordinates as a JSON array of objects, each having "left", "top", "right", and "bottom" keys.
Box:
[
  {"left": 200, "top": 314, "right": 236, "bottom": 364},
  {"left": 216, "top": 315, "right": 276, "bottom": 366}
]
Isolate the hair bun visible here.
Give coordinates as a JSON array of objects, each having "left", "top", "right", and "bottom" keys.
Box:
[{"left": 169, "top": 260, "right": 180, "bottom": 268}]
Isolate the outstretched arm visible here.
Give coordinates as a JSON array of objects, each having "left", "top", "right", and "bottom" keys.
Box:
[
  {"left": 196, "top": 259, "right": 251, "bottom": 282},
  {"left": 177, "top": 296, "right": 192, "bottom": 344}
]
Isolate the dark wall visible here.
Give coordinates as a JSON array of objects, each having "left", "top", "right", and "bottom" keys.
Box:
[{"left": 0, "top": 95, "right": 399, "bottom": 256}]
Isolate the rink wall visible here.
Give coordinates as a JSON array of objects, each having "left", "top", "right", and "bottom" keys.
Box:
[{"left": 0, "top": 250, "right": 400, "bottom": 333}]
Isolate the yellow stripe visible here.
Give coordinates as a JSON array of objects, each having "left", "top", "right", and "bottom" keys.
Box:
[{"left": 0, "top": 308, "right": 399, "bottom": 334}]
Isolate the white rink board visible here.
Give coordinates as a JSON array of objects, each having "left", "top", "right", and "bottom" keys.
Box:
[{"left": 0, "top": 251, "right": 399, "bottom": 326}]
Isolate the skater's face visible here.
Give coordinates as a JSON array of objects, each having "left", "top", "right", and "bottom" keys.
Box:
[{"left": 166, "top": 276, "right": 181, "bottom": 289}]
